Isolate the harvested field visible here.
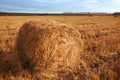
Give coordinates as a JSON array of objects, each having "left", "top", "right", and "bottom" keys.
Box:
[{"left": 0, "top": 16, "right": 120, "bottom": 80}]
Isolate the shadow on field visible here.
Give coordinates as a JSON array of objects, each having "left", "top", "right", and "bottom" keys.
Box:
[{"left": 0, "top": 50, "right": 22, "bottom": 75}]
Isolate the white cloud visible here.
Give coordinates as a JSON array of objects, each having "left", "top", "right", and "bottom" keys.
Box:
[
  {"left": 104, "top": 0, "right": 120, "bottom": 3},
  {"left": 111, "top": 0, "right": 120, "bottom": 3},
  {"left": 33, "top": 0, "right": 72, "bottom": 3},
  {"left": 85, "top": 0, "right": 99, "bottom": 3}
]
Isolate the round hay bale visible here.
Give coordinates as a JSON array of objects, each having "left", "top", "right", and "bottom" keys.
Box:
[{"left": 16, "top": 21, "right": 83, "bottom": 79}]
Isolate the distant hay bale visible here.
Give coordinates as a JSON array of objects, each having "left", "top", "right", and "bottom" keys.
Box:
[{"left": 16, "top": 21, "right": 83, "bottom": 79}]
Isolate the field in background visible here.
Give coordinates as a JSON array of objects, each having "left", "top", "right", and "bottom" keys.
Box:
[{"left": 0, "top": 16, "right": 120, "bottom": 80}]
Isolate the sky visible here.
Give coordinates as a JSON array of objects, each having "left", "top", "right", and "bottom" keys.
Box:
[{"left": 0, "top": 0, "right": 120, "bottom": 13}]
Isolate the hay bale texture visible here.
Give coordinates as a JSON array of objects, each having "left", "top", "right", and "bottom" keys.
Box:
[{"left": 16, "top": 21, "right": 83, "bottom": 79}]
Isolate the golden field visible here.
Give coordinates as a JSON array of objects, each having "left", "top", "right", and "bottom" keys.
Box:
[{"left": 0, "top": 16, "right": 120, "bottom": 80}]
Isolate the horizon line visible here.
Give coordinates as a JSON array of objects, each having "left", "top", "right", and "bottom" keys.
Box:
[{"left": 0, "top": 11, "right": 119, "bottom": 14}]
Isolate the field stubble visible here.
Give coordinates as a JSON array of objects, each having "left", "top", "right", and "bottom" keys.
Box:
[{"left": 0, "top": 16, "right": 119, "bottom": 80}]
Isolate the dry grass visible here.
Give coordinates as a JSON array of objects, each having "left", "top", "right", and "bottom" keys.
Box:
[
  {"left": 0, "top": 50, "right": 21, "bottom": 75},
  {"left": 0, "top": 16, "right": 119, "bottom": 80}
]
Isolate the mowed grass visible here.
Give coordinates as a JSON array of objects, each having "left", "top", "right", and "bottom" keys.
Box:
[{"left": 0, "top": 16, "right": 120, "bottom": 80}]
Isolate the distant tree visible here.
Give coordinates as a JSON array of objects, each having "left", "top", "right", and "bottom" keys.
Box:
[{"left": 113, "top": 12, "right": 120, "bottom": 17}]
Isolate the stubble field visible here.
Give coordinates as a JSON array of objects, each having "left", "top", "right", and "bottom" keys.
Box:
[{"left": 0, "top": 16, "right": 119, "bottom": 80}]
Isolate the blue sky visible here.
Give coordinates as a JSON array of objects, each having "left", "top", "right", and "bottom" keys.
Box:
[{"left": 0, "top": 0, "right": 120, "bottom": 13}]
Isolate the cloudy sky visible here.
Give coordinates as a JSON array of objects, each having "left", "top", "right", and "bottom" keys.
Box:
[{"left": 0, "top": 0, "right": 120, "bottom": 13}]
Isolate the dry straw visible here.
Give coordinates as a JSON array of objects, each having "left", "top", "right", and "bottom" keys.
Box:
[
  {"left": 0, "top": 51, "right": 22, "bottom": 75},
  {"left": 16, "top": 20, "right": 83, "bottom": 79}
]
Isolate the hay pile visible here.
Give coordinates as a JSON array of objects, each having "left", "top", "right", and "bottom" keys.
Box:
[{"left": 16, "top": 21, "right": 83, "bottom": 79}]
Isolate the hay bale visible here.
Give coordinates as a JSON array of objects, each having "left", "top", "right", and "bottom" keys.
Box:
[{"left": 16, "top": 21, "right": 83, "bottom": 79}]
